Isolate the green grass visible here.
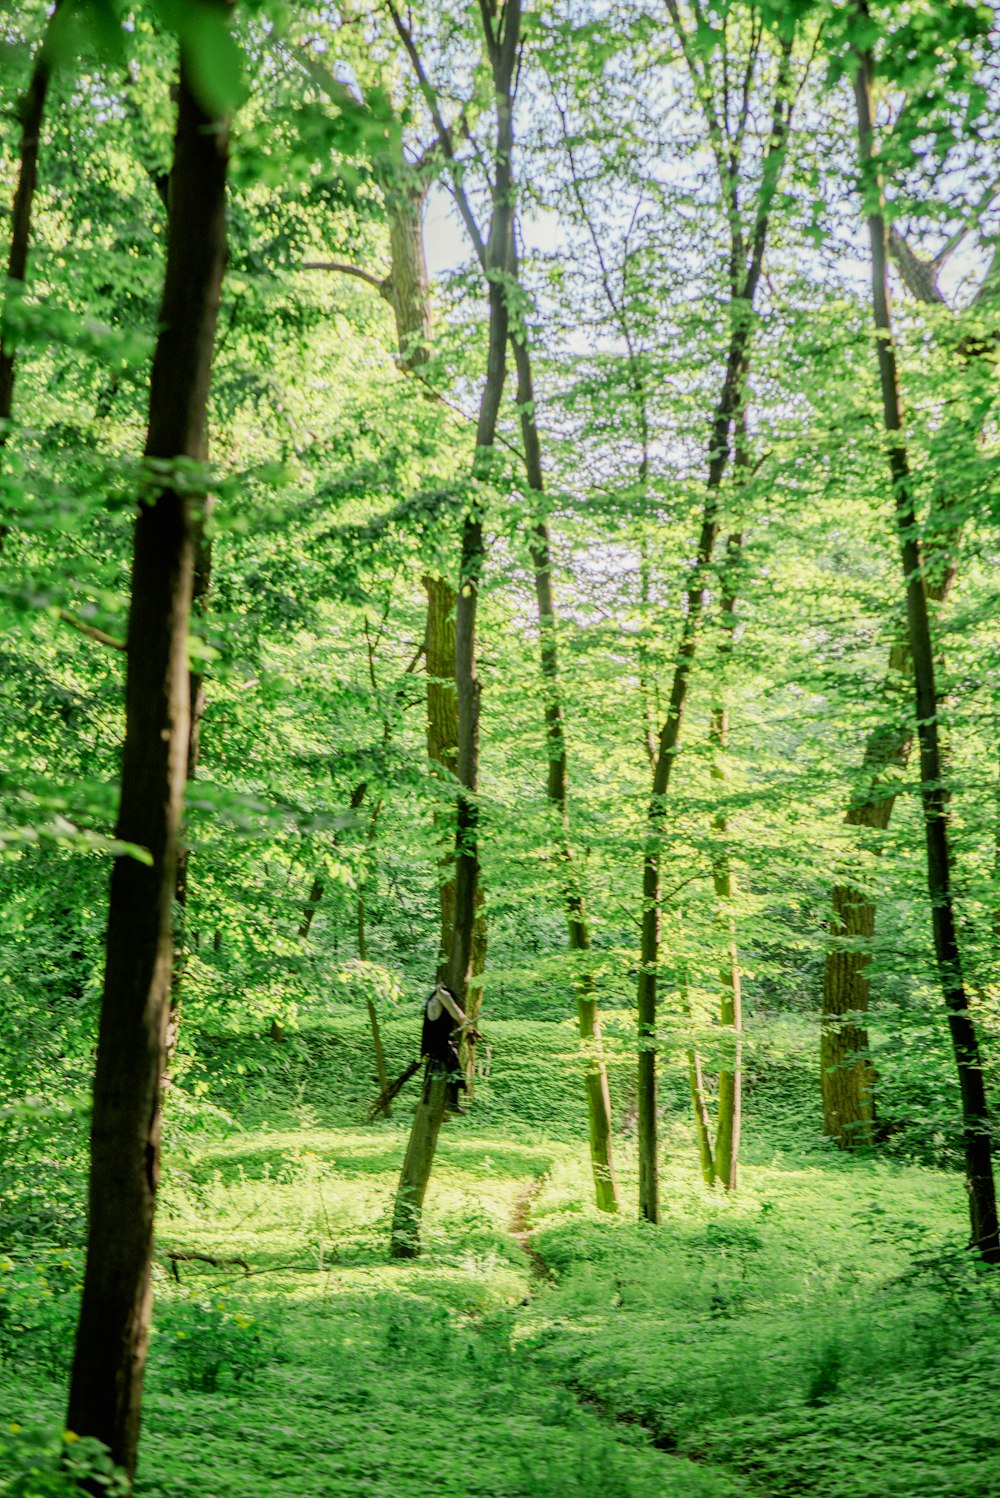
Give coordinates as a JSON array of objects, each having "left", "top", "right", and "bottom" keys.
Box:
[{"left": 2, "top": 1018, "right": 998, "bottom": 1497}]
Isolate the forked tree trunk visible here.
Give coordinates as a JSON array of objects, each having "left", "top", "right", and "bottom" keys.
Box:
[
  {"left": 65, "top": 41, "right": 231, "bottom": 1476},
  {"left": 510, "top": 334, "right": 621, "bottom": 1213},
  {"left": 382, "top": 179, "right": 490, "bottom": 1044},
  {"left": 379, "top": 173, "right": 490, "bottom": 1006},
  {"left": 852, "top": 31, "right": 999, "bottom": 1262}
]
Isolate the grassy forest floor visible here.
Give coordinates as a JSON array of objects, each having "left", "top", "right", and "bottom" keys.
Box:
[{"left": 2, "top": 1019, "right": 1000, "bottom": 1497}]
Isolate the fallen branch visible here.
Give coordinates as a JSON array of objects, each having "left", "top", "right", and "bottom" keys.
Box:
[{"left": 163, "top": 1250, "right": 250, "bottom": 1283}]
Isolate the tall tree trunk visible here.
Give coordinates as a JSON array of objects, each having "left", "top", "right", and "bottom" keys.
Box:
[
  {"left": 635, "top": 30, "right": 793, "bottom": 1224},
  {"left": 711, "top": 530, "right": 744, "bottom": 1192},
  {"left": 852, "top": 31, "right": 999, "bottom": 1262},
  {"left": 381, "top": 180, "right": 489, "bottom": 1002},
  {"left": 0, "top": 3, "right": 60, "bottom": 443},
  {"left": 385, "top": 180, "right": 432, "bottom": 372},
  {"left": 65, "top": 38, "right": 231, "bottom": 1477},
  {"left": 357, "top": 881, "right": 390, "bottom": 1110},
  {"left": 390, "top": 0, "right": 520, "bottom": 1258},
  {"left": 511, "top": 333, "right": 620, "bottom": 1213},
  {"left": 819, "top": 276, "right": 994, "bottom": 1149}
]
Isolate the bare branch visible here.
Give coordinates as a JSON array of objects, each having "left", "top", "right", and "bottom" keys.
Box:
[{"left": 932, "top": 180, "right": 1000, "bottom": 271}]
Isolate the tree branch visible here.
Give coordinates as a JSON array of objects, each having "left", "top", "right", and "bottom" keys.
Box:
[
  {"left": 59, "top": 610, "right": 126, "bottom": 651},
  {"left": 301, "top": 259, "right": 392, "bottom": 301},
  {"left": 932, "top": 180, "right": 1000, "bottom": 271},
  {"left": 384, "top": 1, "right": 490, "bottom": 269}
]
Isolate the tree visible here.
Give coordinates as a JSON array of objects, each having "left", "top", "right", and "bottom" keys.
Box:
[
  {"left": 65, "top": 8, "right": 235, "bottom": 1475},
  {"left": 820, "top": 217, "right": 1000, "bottom": 1146},
  {"left": 637, "top": 2, "right": 798, "bottom": 1223},
  {"left": 848, "top": 0, "right": 1000, "bottom": 1262},
  {"left": 390, "top": 0, "right": 521, "bottom": 1257}
]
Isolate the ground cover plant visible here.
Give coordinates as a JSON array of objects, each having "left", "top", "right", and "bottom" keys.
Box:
[
  {"left": 2, "top": 0, "right": 1000, "bottom": 1492},
  {"left": 3, "top": 1023, "right": 999, "bottom": 1496}
]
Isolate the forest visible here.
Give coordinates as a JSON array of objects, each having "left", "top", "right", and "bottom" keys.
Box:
[{"left": 1, "top": 0, "right": 999, "bottom": 1493}]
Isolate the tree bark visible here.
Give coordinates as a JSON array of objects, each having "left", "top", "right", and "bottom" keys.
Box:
[
  {"left": 852, "top": 30, "right": 999, "bottom": 1262},
  {"left": 688, "top": 1047, "right": 716, "bottom": 1188},
  {"left": 65, "top": 37, "right": 231, "bottom": 1478},
  {"left": 166, "top": 519, "right": 213, "bottom": 1065},
  {"left": 385, "top": 180, "right": 432, "bottom": 372}
]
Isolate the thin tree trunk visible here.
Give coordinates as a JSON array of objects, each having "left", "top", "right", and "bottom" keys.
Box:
[
  {"left": 711, "top": 530, "right": 744, "bottom": 1192},
  {"left": 636, "top": 32, "right": 793, "bottom": 1224},
  {"left": 0, "top": 4, "right": 60, "bottom": 441},
  {"left": 66, "top": 39, "right": 231, "bottom": 1476},
  {"left": 358, "top": 798, "right": 390, "bottom": 1110},
  {"left": 297, "top": 780, "right": 368, "bottom": 939},
  {"left": 820, "top": 357, "right": 968, "bottom": 1151},
  {"left": 510, "top": 333, "right": 621, "bottom": 1213},
  {"left": 852, "top": 31, "right": 999, "bottom": 1262},
  {"left": 390, "top": 0, "right": 520, "bottom": 1258},
  {"left": 688, "top": 1048, "right": 716, "bottom": 1187},
  {"left": 166, "top": 521, "right": 213, "bottom": 1065},
  {"left": 299, "top": 875, "right": 325, "bottom": 938},
  {"left": 382, "top": 181, "right": 490, "bottom": 1004}
]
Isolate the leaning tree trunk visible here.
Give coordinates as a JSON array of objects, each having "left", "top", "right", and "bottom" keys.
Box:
[
  {"left": 390, "top": 0, "right": 519, "bottom": 1256},
  {"left": 852, "top": 32, "right": 999, "bottom": 1262},
  {"left": 510, "top": 333, "right": 620, "bottom": 1212},
  {"left": 65, "top": 41, "right": 231, "bottom": 1477}
]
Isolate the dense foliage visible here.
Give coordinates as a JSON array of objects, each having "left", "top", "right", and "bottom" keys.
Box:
[{"left": 0, "top": 0, "right": 998, "bottom": 1491}]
